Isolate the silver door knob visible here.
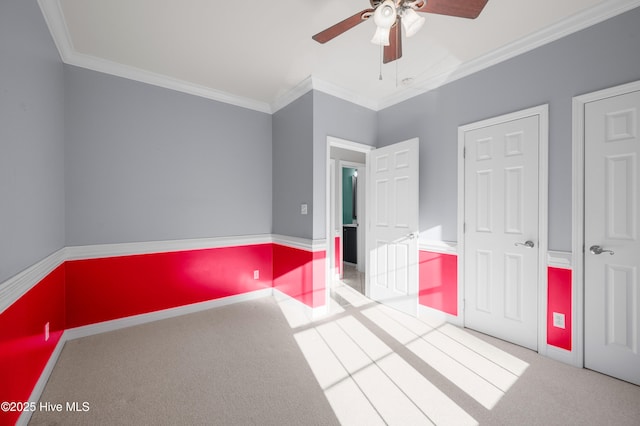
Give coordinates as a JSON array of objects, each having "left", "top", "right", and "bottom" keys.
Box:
[
  {"left": 406, "top": 232, "right": 416, "bottom": 240},
  {"left": 514, "top": 240, "right": 534, "bottom": 248},
  {"left": 590, "top": 245, "right": 615, "bottom": 255}
]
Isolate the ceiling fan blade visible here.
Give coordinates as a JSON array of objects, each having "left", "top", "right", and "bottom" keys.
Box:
[
  {"left": 312, "top": 9, "right": 375, "bottom": 44},
  {"left": 383, "top": 20, "right": 402, "bottom": 64},
  {"left": 417, "top": 0, "right": 488, "bottom": 19}
]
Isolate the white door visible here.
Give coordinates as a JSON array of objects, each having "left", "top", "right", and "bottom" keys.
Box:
[
  {"left": 584, "top": 89, "right": 640, "bottom": 386},
  {"left": 463, "top": 113, "right": 541, "bottom": 351},
  {"left": 368, "top": 138, "right": 419, "bottom": 316}
]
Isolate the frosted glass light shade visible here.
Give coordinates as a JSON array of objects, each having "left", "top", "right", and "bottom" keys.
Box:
[
  {"left": 370, "top": 26, "right": 391, "bottom": 46},
  {"left": 401, "top": 8, "right": 425, "bottom": 37},
  {"left": 374, "top": 0, "right": 397, "bottom": 29}
]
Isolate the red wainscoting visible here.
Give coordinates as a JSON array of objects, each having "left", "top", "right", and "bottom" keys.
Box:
[
  {"left": 419, "top": 251, "right": 458, "bottom": 316},
  {"left": 547, "top": 267, "right": 572, "bottom": 351},
  {"left": 0, "top": 265, "right": 66, "bottom": 426},
  {"left": 65, "top": 244, "right": 273, "bottom": 328},
  {"left": 1, "top": 239, "right": 329, "bottom": 423},
  {"left": 273, "top": 244, "right": 326, "bottom": 308},
  {"left": 334, "top": 236, "right": 341, "bottom": 278}
]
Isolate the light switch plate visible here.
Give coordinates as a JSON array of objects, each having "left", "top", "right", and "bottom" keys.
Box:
[
  {"left": 552, "top": 312, "right": 565, "bottom": 329},
  {"left": 301, "top": 203, "right": 308, "bottom": 215}
]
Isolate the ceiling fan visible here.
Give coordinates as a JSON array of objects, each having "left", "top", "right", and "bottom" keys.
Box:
[{"left": 312, "top": 0, "right": 489, "bottom": 64}]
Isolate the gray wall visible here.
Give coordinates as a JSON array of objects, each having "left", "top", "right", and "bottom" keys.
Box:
[
  {"left": 378, "top": 7, "right": 640, "bottom": 251},
  {"left": 312, "top": 91, "right": 377, "bottom": 239},
  {"left": 65, "top": 66, "right": 272, "bottom": 245},
  {"left": 272, "top": 92, "right": 314, "bottom": 239},
  {"left": 272, "top": 90, "right": 377, "bottom": 240},
  {"left": 0, "top": 0, "right": 65, "bottom": 283}
]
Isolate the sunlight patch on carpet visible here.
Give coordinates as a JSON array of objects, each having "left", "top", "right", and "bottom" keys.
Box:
[
  {"left": 362, "top": 304, "right": 530, "bottom": 409},
  {"left": 291, "top": 306, "right": 478, "bottom": 425}
]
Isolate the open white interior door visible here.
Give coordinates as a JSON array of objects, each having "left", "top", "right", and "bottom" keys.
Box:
[{"left": 368, "top": 138, "right": 419, "bottom": 316}]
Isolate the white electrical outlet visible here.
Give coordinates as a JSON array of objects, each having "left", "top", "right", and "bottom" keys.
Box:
[
  {"left": 552, "top": 312, "right": 565, "bottom": 329},
  {"left": 44, "top": 322, "right": 50, "bottom": 341},
  {"left": 253, "top": 270, "right": 259, "bottom": 280}
]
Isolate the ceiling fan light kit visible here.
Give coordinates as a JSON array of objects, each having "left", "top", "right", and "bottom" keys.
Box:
[
  {"left": 400, "top": 8, "right": 426, "bottom": 37},
  {"left": 313, "top": 0, "right": 488, "bottom": 64},
  {"left": 371, "top": 25, "right": 391, "bottom": 46}
]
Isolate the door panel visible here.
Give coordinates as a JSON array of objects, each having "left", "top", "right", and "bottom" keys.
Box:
[
  {"left": 368, "top": 139, "right": 419, "bottom": 316},
  {"left": 464, "top": 114, "right": 540, "bottom": 351},
  {"left": 584, "top": 89, "right": 640, "bottom": 385}
]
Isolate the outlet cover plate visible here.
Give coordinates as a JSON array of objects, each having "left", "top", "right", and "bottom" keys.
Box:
[{"left": 552, "top": 312, "right": 565, "bottom": 329}]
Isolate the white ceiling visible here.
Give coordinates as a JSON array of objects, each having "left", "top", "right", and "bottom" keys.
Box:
[{"left": 39, "top": 0, "right": 638, "bottom": 113}]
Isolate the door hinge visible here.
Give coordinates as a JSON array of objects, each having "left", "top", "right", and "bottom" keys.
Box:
[{"left": 463, "top": 147, "right": 466, "bottom": 159}]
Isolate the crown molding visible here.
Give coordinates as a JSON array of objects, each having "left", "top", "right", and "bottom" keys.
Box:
[
  {"left": 376, "top": 0, "right": 640, "bottom": 110},
  {"left": 39, "top": 0, "right": 640, "bottom": 114},
  {"left": 270, "top": 77, "right": 314, "bottom": 113},
  {"left": 37, "top": 0, "right": 272, "bottom": 114},
  {"left": 271, "top": 76, "right": 380, "bottom": 113},
  {"left": 310, "top": 77, "right": 380, "bottom": 112}
]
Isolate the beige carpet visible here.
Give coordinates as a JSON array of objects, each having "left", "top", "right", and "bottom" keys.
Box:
[
  {"left": 29, "top": 297, "right": 340, "bottom": 426},
  {"left": 30, "top": 288, "right": 640, "bottom": 425}
]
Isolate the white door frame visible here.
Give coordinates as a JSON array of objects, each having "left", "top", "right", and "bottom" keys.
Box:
[
  {"left": 457, "top": 104, "right": 549, "bottom": 352},
  {"left": 325, "top": 136, "right": 374, "bottom": 307},
  {"left": 572, "top": 79, "right": 640, "bottom": 368}
]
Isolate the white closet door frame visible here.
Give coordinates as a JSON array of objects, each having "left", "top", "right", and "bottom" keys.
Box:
[
  {"left": 572, "top": 80, "right": 640, "bottom": 368},
  {"left": 457, "top": 105, "right": 549, "bottom": 352}
]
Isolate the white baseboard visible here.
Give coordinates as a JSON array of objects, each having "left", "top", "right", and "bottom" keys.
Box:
[
  {"left": 272, "top": 288, "right": 328, "bottom": 320},
  {"left": 16, "top": 287, "right": 275, "bottom": 424},
  {"left": 545, "top": 344, "right": 581, "bottom": 367},
  {"left": 17, "top": 332, "right": 67, "bottom": 426},
  {"left": 418, "top": 304, "right": 463, "bottom": 327},
  {"left": 65, "top": 288, "right": 273, "bottom": 340}
]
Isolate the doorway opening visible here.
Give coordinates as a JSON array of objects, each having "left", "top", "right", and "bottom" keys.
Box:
[
  {"left": 326, "top": 137, "right": 373, "bottom": 308},
  {"left": 339, "top": 163, "right": 365, "bottom": 294}
]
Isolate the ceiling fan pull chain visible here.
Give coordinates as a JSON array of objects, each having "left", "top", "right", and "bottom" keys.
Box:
[
  {"left": 379, "top": 44, "right": 383, "bottom": 80},
  {"left": 395, "top": 57, "right": 399, "bottom": 87}
]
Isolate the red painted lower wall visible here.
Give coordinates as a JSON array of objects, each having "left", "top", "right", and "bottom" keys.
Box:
[
  {"left": 273, "top": 244, "right": 326, "bottom": 308},
  {"left": 1, "top": 240, "right": 328, "bottom": 423},
  {"left": 0, "top": 265, "right": 65, "bottom": 426},
  {"left": 419, "top": 251, "right": 458, "bottom": 316},
  {"left": 547, "top": 267, "right": 572, "bottom": 350},
  {"left": 334, "top": 236, "right": 341, "bottom": 278},
  {"left": 65, "top": 244, "right": 273, "bottom": 328}
]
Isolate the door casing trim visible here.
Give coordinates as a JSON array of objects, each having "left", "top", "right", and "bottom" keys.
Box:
[
  {"left": 572, "top": 79, "right": 640, "bottom": 368},
  {"left": 325, "top": 136, "right": 374, "bottom": 307},
  {"left": 457, "top": 104, "right": 549, "bottom": 353}
]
